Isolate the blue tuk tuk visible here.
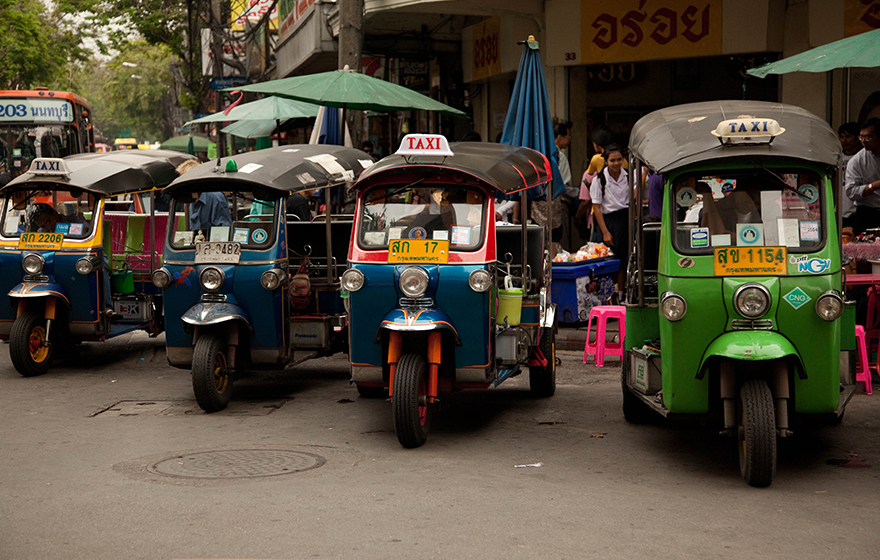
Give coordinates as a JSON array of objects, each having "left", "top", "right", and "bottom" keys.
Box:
[
  {"left": 343, "top": 134, "right": 559, "bottom": 447},
  {"left": 0, "top": 150, "right": 195, "bottom": 375},
  {"left": 152, "top": 145, "right": 373, "bottom": 412}
]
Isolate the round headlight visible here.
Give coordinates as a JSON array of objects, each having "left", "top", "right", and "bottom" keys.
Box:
[
  {"left": 341, "top": 268, "right": 365, "bottom": 292},
  {"left": 75, "top": 257, "right": 95, "bottom": 275},
  {"left": 151, "top": 268, "right": 172, "bottom": 289},
  {"left": 22, "top": 253, "right": 45, "bottom": 275},
  {"left": 815, "top": 291, "right": 843, "bottom": 321},
  {"left": 399, "top": 267, "right": 429, "bottom": 298},
  {"left": 260, "top": 268, "right": 286, "bottom": 290},
  {"left": 199, "top": 266, "right": 225, "bottom": 292},
  {"left": 660, "top": 292, "right": 687, "bottom": 322},
  {"left": 735, "top": 283, "right": 770, "bottom": 318},
  {"left": 468, "top": 269, "right": 492, "bottom": 292}
]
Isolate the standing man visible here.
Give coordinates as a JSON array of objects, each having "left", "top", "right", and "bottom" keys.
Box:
[
  {"left": 838, "top": 122, "right": 861, "bottom": 230},
  {"left": 555, "top": 122, "right": 576, "bottom": 251},
  {"left": 845, "top": 117, "right": 880, "bottom": 235}
]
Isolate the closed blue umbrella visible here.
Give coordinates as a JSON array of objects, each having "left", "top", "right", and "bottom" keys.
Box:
[{"left": 500, "top": 36, "right": 565, "bottom": 201}]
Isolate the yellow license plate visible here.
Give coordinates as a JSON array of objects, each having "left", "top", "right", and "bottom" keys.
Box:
[
  {"left": 714, "top": 246, "right": 787, "bottom": 276},
  {"left": 18, "top": 232, "right": 63, "bottom": 250},
  {"left": 388, "top": 239, "right": 449, "bottom": 264}
]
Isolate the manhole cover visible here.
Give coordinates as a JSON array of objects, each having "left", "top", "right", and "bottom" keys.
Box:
[{"left": 148, "top": 449, "right": 325, "bottom": 479}]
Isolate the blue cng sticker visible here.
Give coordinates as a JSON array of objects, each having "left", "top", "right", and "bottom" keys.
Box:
[
  {"left": 691, "top": 227, "right": 709, "bottom": 248},
  {"left": 797, "top": 184, "right": 819, "bottom": 203},
  {"left": 784, "top": 287, "right": 811, "bottom": 310},
  {"left": 252, "top": 228, "right": 268, "bottom": 243},
  {"left": 736, "top": 224, "right": 763, "bottom": 246}
]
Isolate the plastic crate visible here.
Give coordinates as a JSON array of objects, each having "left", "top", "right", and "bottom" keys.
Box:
[{"left": 551, "top": 259, "right": 620, "bottom": 324}]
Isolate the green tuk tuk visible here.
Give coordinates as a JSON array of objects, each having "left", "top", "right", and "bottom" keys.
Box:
[{"left": 623, "top": 101, "right": 855, "bottom": 486}]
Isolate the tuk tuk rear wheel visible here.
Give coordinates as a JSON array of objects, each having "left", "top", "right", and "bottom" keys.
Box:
[
  {"left": 392, "top": 354, "right": 432, "bottom": 448},
  {"left": 10, "top": 311, "right": 54, "bottom": 377},
  {"left": 737, "top": 379, "right": 777, "bottom": 487},
  {"left": 529, "top": 327, "right": 556, "bottom": 397},
  {"left": 192, "top": 334, "right": 233, "bottom": 413}
]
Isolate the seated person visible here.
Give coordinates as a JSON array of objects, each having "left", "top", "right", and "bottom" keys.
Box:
[
  {"left": 189, "top": 192, "right": 232, "bottom": 234},
  {"left": 29, "top": 202, "right": 84, "bottom": 232},
  {"left": 287, "top": 189, "right": 313, "bottom": 222},
  {"left": 699, "top": 187, "right": 761, "bottom": 236}
]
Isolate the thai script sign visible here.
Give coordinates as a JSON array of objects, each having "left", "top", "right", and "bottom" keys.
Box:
[
  {"left": 231, "top": 0, "right": 278, "bottom": 32},
  {"left": 581, "top": 0, "right": 722, "bottom": 64},
  {"left": 0, "top": 98, "right": 73, "bottom": 123},
  {"left": 472, "top": 17, "right": 501, "bottom": 81}
]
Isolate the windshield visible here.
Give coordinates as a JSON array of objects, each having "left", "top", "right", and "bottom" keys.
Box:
[
  {"left": 672, "top": 169, "right": 824, "bottom": 254},
  {"left": 169, "top": 191, "right": 277, "bottom": 248},
  {"left": 358, "top": 184, "right": 486, "bottom": 251},
  {"left": 1, "top": 125, "right": 79, "bottom": 181},
  {"left": 0, "top": 189, "right": 98, "bottom": 239}
]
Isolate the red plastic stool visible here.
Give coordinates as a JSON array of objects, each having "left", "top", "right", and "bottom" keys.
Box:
[
  {"left": 855, "top": 325, "right": 874, "bottom": 395},
  {"left": 583, "top": 305, "right": 626, "bottom": 367}
]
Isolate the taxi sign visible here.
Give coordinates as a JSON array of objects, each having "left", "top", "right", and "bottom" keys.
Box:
[
  {"left": 396, "top": 134, "right": 454, "bottom": 157},
  {"left": 711, "top": 116, "right": 785, "bottom": 144},
  {"left": 388, "top": 239, "right": 449, "bottom": 264},
  {"left": 29, "top": 158, "right": 70, "bottom": 176},
  {"left": 713, "top": 246, "right": 787, "bottom": 276}
]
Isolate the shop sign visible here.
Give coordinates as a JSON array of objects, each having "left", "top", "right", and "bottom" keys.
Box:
[
  {"left": 581, "top": 0, "right": 722, "bottom": 64},
  {"left": 231, "top": 0, "right": 278, "bottom": 32},
  {"left": 399, "top": 59, "right": 429, "bottom": 92},
  {"left": 278, "top": 0, "right": 317, "bottom": 39},
  {"left": 472, "top": 17, "right": 501, "bottom": 81}
]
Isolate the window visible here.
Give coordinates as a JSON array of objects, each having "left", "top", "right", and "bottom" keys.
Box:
[{"left": 169, "top": 191, "right": 276, "bottom": 248}]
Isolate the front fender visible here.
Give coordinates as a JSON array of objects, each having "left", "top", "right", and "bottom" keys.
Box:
[
  {"left": 379, "top": 307, "right": 461, "bottom": 345},
  {"left": 182, "top": 301, "right": 253, "bottom": 333},
  {"left": 699, "top": 331, "right": 803, "bottom": 375},
  {"left": 8, "top": 282, "right": 70, "bottom": 307}
]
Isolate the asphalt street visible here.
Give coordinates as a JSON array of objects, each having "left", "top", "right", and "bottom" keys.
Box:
[{"left": 0, "top": 331, "right": 878, "bottom": 559}]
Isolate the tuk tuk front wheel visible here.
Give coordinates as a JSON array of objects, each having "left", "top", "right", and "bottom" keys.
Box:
[
  {"left": 10, "top": 311, "right": 54, "bottom": 377},
  {"left": 392, "top": 354, "right": 432, "bottom": 448},
  {"left": 192, "top": 334, "right": 233, "bottom": 413},
  {"left": 529, "top": 327, "right": 556, "bottom": 397},
  {"left": 737, "top": 379, "right": 777, "bottom": 487}
]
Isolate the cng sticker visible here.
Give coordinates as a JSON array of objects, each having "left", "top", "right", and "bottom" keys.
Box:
[
  {"left": 783, "top": 287, "right": 811, "bottom": 310},
  {"left": 691, "top": 227, "right": 709, "bottom": 248}
]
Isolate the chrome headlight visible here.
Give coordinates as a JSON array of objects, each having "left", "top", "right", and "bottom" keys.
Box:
[
  {"left": 75, "top": 256, "right": 100, "bottom": 275},
  {"left": 151, "top": 268, "right": 172, "bottom": 289},
  {"left": 399, "top": 266, "right": 429, "bottom": 298},
  {"left": 734, "top": 283, "right": 770, "bottom": 318},
  {"left": 341, "top": 268, "right": 365, "bottom": 292},
  {"left": 815, "top": 290, "right": 843, "bottom": 321},
  {"left": 468, "top": 269, "right": 492, "bottom": 292},
  {"left": 22, "top": 253, "right": 45, "bottom": 275},
  {"left": 660, "top": 291, "right": 687, "bottom": 322},
  {"left": 260, "top": 268, "right": 287, "bottom": 290},
  {"left": 199, "top": 266, "right": 225, "bottom": 292}
]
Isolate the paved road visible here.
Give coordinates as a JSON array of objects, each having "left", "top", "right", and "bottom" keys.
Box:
[{"left": 0, "top": 332, "right": 878, "bottom": 559}]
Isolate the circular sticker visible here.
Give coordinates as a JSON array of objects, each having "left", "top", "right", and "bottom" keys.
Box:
[
  {"left": 738, "top": 225, "right": 761, "bottom": 245},
  {"left": 677, "top": 257, "right": 695, "bottom": 269},
  {"left": 252, "top": 228, "right": 268, "bottom": 243},
  {"left": 797, "top": 184, "right": 819, "bottom": 204},
  {"left": 676, "top": 187, "right": 698, "bottom": 207},
  {"left": 409, "top": 226, "right": 427, "bottom": 240}
]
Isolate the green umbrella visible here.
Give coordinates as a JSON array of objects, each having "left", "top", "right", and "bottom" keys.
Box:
[
  {"left": 160, "top": 135, "right": 211, "bottom": 152},
  {"left": 184, "top": 96, "right": 320, "bottom": 125},
  {"left": 221, "top": 119, "right": 281, "bottom": 139},
  {"left": 227, "top": 66, "right": 466, "bottom": 117},
  {"left": 748, "top": 28, "right": 880, "bottom": 78}
]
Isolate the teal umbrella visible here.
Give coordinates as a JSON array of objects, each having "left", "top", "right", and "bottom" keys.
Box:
[
  {"left": 221, "top": 119, "right": 281, "bottom": 139},
  {"left": 227, "top": 66, "right": 466, "bottom": 117},
  {"left": 184, "top": 96, "right": 320, "bottom": 125},
  {"left": 748, "top": 28, "right": 880, "bottom": 78},
  {"left": 160, "top": 135, "right": 210, "bottom": 152}
]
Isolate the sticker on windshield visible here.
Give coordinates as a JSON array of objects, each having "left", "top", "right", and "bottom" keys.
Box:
[
  {"left": 800, "top": 221, "right": 819, "bottom": 241},
  {"left": 797, "top": 184, "right": 819, "bottom": 203},
  {"left": 233, "top": 228, "right": 249, "bottom": 243},
  {"left": 55, "top": 223, "right": 70, "bottom": 234},
  {"left": 676, "top": 187, "right": 697, "bottom": 207},
  {"left": 69, "top": 223, "right": 83, "bottom": 236},
  {"left": 737, "top": 224, "right": 764, "bottom": 246},
  {"left": 409, "top": 226, "right": 427, "bottom": 240},
  {"left": 783, "top": 287, "right": 811, "bottom": 309},
  {"left": 690, "top": 227, "right": 709, "bottom": 248},
  {"left": 252, "top": 228, "right": 268, "bottom": 243}
]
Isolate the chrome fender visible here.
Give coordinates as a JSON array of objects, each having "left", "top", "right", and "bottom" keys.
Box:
[
  {"left": 8, "top": 282, "right": 70, "bottom": 307},
  {"left": 378, "top": 307, "right": 461, "bottom": 345},
  {"left": 182, "top": 301, "right": 253, "bottom": 333}
]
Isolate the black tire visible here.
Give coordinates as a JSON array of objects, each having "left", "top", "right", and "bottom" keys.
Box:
[
  {"left": 192, "top": 334, "right": 233, "bottom": 413},
  {"left": 356, "top": 384, "right": 387, "bottom": 398},
  {"left": 738, "top": 379, "right": 777, "bottom": 487},
  {"left": 529, "top": 327, "right": 556, "bottom": 397},
  {"left": 621, "top": 350, "right": 653, "bottom": 424},
  {"left": 10, "top": 311, "right": 54, "bottom": 377},
  {"left": 392, "top": 354, "right": 432, "bottom": 448}
]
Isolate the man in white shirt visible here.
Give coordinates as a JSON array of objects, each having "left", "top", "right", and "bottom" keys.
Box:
[{"left": 845, "top": 117, "right": 880, "bottom": 234}]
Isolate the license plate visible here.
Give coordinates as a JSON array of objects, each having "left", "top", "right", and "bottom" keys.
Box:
[
  {"left": 388, "top": 239, "right": 449, "bottom": 264},
  {"left": 714, "top": 246, "right": 787, "bottom": 276},
  {"left": 195, "top": 242, "right": 241, "bottom": 263},
  {"left": 18, "top": 232, "right": 63, "bottom": 250}
]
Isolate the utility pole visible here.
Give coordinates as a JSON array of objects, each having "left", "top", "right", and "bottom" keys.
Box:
[
  {"left": 212, "top": 0, "right": 227, "bottom": 157},
  {"left": 337, "top": 0, "right": 365, "bottom": 144}
]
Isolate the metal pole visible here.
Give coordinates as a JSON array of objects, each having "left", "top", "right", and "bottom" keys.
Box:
[
  {"left": 325, "top": 186, "right": 333, "bottom": 284},
  {"left": 149, "top": 191, "right": 156, "bottom": 273}
]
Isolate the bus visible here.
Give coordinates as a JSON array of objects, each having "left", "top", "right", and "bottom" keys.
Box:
[
  {"left": 0, "top": 89, "right": 95, "bottom": 180},
  {"left": 114, "top": 138, "right": 139, "bottom": 150}
]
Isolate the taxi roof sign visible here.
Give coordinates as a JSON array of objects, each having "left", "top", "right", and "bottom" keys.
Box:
[
  {"left": 711, "top": 116, "right": 785, "bottom": 144},
  {"left": 29, "top": 158, "right": 71, "bottom": 176},
  {"left": 396, "top": 134, "right": 454, "bottom": 158}
]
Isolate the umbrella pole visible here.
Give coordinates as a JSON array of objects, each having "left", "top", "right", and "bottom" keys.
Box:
[
  {"left": 149, "top": 191, "right": 156, "bottom": 273},
  {"left": 325, "top": 186, "right": 333, "bottom": 285},
  {"left": 521, "top": 190, "right": 528, "bottom": 290}
]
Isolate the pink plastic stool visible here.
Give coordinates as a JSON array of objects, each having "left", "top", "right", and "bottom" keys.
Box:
[
  {"left": 855, "top": 325, "right": 873, "bottom": 395},
  {"left": 583, "top": 305, "right": 626, "bottom": 367}
]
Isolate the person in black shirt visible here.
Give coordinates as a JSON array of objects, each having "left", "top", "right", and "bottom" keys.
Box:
[{"left": 287, "top": 189, "right": 313, "bottom": 222}]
